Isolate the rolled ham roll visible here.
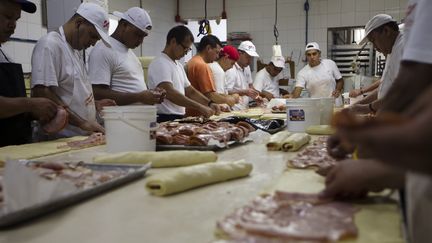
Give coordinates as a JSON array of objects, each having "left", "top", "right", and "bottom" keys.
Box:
[
  {"left": 281, "top": 133, "right": 311, "bottom": 152},
  {"left": 145, "top": 160, "right": 252, "bottom": 196},
  {"left": 266, "top": 130, "right": 291, "bottom": 151}
]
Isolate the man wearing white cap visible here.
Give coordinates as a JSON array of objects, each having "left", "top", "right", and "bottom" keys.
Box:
[
  {"left": 253, "top": 56, "right": 286, "bottom": 100},
  {"left": 225, "top": 40, "right": 261, "bottom": 110},
  {"left": 31, "top": 2, "right": 115, "bottom": 138},
  {"left": 347, "top": 14, "right": 403, "bottom": 114},
  {"left": 89, "top": 7, "right": 166, "bottom": 106},
  {"left": 292, "top": 42, "right": 344, "bottom": 99}
]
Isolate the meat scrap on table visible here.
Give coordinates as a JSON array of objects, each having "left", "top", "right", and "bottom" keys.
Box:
[
  {"left": 288, "top": 136, "right": 344, "bottom": 172},
  {"left": 217, "top": 191, "right": 359, "bottom": 243},
  {"left": 156, "top": 121, "right": 255, "bottom": 146}
]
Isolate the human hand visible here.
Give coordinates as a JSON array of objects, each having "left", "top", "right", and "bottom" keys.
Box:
[
  {"left": 232, "top": 93, "right": 240, "bottom": 103},
  {"left": 141, "top": 88, "right": 166, "bottom": 105},
  {"left": 332, "top": 89, "right": 342, "bottom": 98},
  {"left": 210, "top": 102, "right": 221, "bottom": 115},
  {"left": 346, "top": 103, "right": 370, "bottom": 114},
  {"left": 95, "top": 99, "right": 116, "bottom": 112},
  {"left": 225, "top": 96, "right": 237, "bottom": 107},
  {"left": 326, "top": 134, "right": 354, "bottom": 159},
  {"left": 247, "top": 88, "right": 259, "bottom": 99},
  {"left": 29, "top": 97, "right": 58, "bottom": 123},
  {"left": 349, "top": 89, "right": 361, "bottom": 98},
  {"left": 79, "top": 120, "right": 105, "bottom": 134}
]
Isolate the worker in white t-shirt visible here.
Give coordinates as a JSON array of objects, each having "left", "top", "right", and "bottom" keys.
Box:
[
  {"left": 253, "top": 56, "right": 286, "bottom": 100},
  {"left": 89, "top": 7, "right": 165, "bottom": 106},
  {"left": 147, "top": 26, "right": 220, "bottom": 123},
  {"left": 292, "top": 42, "right": 344, "bottom": 98},
  {"left": 347, "top": 14, "right": 404, "bottom": 114},
  {"left": 31, "top": 3, "right": 115, "bottom": 138},
  {"left": 225, "top": 41, "right": 261, "bottom": 110}
]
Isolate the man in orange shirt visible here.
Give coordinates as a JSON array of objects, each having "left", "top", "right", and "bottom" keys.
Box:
[{"left": 186, "top": 35, "right": 238, "bottom": 115}]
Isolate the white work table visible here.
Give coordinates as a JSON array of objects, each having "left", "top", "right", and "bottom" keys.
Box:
[{"left": 0, "top": 142, "right": 299, "bottom": 243}]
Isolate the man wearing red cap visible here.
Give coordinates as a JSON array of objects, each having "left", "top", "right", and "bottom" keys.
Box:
[
  {"left": 208, "top": 45, "right": 240, "bottom": 95},
  {"left": 0, "top": 0, "right": 58, "bottom": 146},
  {"left": 186, "top": 35, "right": 238, "bottom": 115}
]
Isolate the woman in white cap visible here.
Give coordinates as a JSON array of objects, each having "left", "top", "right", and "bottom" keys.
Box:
[
  {"left": 0, "top": 0, "right": 59, "bottom": 147},
  {"left": 253, "top": 56, "right": 287, "bottom": 100},
  {"left": 225, "top": 40, "right": 261, "bottom": 110},
  {"left": 89, "top": 7, "right": 166, "bottom": 106},
  {"left": 31, "top": 2, "right": 115, "bottom": 139},
  {"left": 292, "top": 42, "right": 344, "bottom": 99}
]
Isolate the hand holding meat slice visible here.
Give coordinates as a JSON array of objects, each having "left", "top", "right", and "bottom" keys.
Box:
[
  {"left": 42, "top": 106, "right": 69, "bottom": 134},
  {"left": 320, "top": 159, "right": 405, "bottom": 200},
  {"left": 29, "top": 98, "right": 59, "bottom": 124}
]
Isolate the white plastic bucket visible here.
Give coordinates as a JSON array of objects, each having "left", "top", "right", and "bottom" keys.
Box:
[
  {"left": 102, "top": 105, "right": 157, "bottom": 153},
  {"left": 320, "top": 97, "right": 334, "bottom": 125},
  {"left": 286, "top": 98, "right": 320, "bottom": 132}
]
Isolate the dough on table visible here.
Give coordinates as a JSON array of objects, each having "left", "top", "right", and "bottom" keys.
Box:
[
  {"left": 281, "top": 133, "right": 311, "bottom": 152},
  {"left": 146, "top": 160, "right": 252, "bottom": 196},
  {"left": 93, "top": 150, "right": 217, "bottom": 168},
  {"left": 266, "top": 131, "right": 291, "bottom": 151}
]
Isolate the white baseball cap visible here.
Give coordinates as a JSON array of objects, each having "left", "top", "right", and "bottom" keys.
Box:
[
  {"left": 271, "top": 56, "right": 285, "bottom": 68},
  {"left": 15, "top": 0, "right": 36, "bottom": 13},
  {"left": 305, "top": 42, "right": 320, "bottom": 52},
  {"left": 76, "top": 2, "right": 111, "bottom": 47},
  {"left": 359, "top": 14, "right": 396, "bottom": 45},
  {"left": 238, "top": 41, "right": 259, "bottom": 57},
  {"left": 113, "top": 7, "right": 152, "bottom": 34}
]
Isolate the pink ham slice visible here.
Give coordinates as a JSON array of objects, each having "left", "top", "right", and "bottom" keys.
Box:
[
  {"left": 42, "top": 106, "right": 69, "bottom": 134},
  {"left": 217, "top": 191, "right": 359, "bottom": 243}
]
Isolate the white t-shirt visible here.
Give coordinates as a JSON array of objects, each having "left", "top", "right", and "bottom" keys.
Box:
[
  {"left": 296, "top": 59, "right": 342, "bottom": 98},
  {"left": 0, "top": 47, "right": 12, "bottom": 63},
  {"left": 208, "top": 61, "right": 227, "bottom": 94},
  {"left": 31, "top": 27, "right": 96, "bottom": 136},
  {"left": 225, "top": 63, "right": 253, "bottom": 109},
  {"left": 402, "top": 1, "right": 432, "bottom": 242},
  {"left": 88, "top": 37, "right": 146, "bottom": 93},
  {"left": 253, "top": 68, "right": 280, "bottom": 98},
  {"left": 378, "top": 33, "right": 404, "bottom": 99},
  {"left": 147, "top": 52, "right": 191, "bottom": 115}
]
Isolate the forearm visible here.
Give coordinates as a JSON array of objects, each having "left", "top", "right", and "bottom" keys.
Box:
[
  {"left": 185, "top": 87, "right": 210, "bottom": 106},
  {"left": 335, "top": 78, "right": 344, "bottom": 92},
  {"left": 93, "top": 85, "right": 140, "bottom": 105},
  {"left": 356, "top": 90, "right": 378, "bottom": 105},
  {"left": 368, "top": 162, "right": 406, "bottom": 190},
  {"left": 363, "top": 80, "right": 381, "bottom": 93},
  {"left": 0, "top": 97, "right": 31, "bottom": 118},
  {"left": 207, "top": 92, "right": 229, "bottom": 104},
  {"left": 381, "top": 61, "right": 432, "bottom": 113}
]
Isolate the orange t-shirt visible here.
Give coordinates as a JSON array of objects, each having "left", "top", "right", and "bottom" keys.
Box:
[{"left": 186, "top": 55, "right": 216, "bottom": 116}]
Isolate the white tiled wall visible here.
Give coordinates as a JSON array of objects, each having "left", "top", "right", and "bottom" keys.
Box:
[
  {"left": 180, "top": 0, "right": 408, "bottom": 74},
  {"left": 3, "top": 0, "right": 175, "bottom": 72},
  {"left": 3, "top": 0, "right": 46, "bottom": 73},
  {"left": 108, "top": 0, "right": 176, "bottom": 57}
]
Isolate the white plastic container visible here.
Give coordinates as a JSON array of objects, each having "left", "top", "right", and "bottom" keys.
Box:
[
  {"left": 320, "top": 97, "right": 334, "bottom": 125},
  {"left": 286, "top": 98, "right": 321, "bottom": 132},
  {"left": 102, "top": 105, "right": 157, "bottom": 153}
]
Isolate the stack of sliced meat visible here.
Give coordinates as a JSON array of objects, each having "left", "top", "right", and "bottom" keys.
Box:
[
  {"left": 57, "top": 133, "right": 106, "bottom": 150},
  {"left": 288, "top": 136, "right": 340, "bottom": 171},
  {"left": 156, "top": 121, "right": 256, "bottom": 146},
  {"left": 217, "top": 191, "right": 359, "bottom": 243}
]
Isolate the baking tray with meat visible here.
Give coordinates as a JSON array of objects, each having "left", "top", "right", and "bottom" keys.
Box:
[
  {"left": 155, "top": 121, "right": 256, "bottom": 150},
  {"left": 218, "top": 116, "right": 286, "bottom": 134},
  {"left": 0, "top": 161, "right": 150, "bottom": 228}
]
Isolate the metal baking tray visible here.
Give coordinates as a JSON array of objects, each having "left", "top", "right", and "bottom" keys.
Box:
[
  {"left": 0, "top": 163, "right": 150, "bottom": 228},
  {"left": 157, "top": 140, "right": 250, "bottom": 151}
]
